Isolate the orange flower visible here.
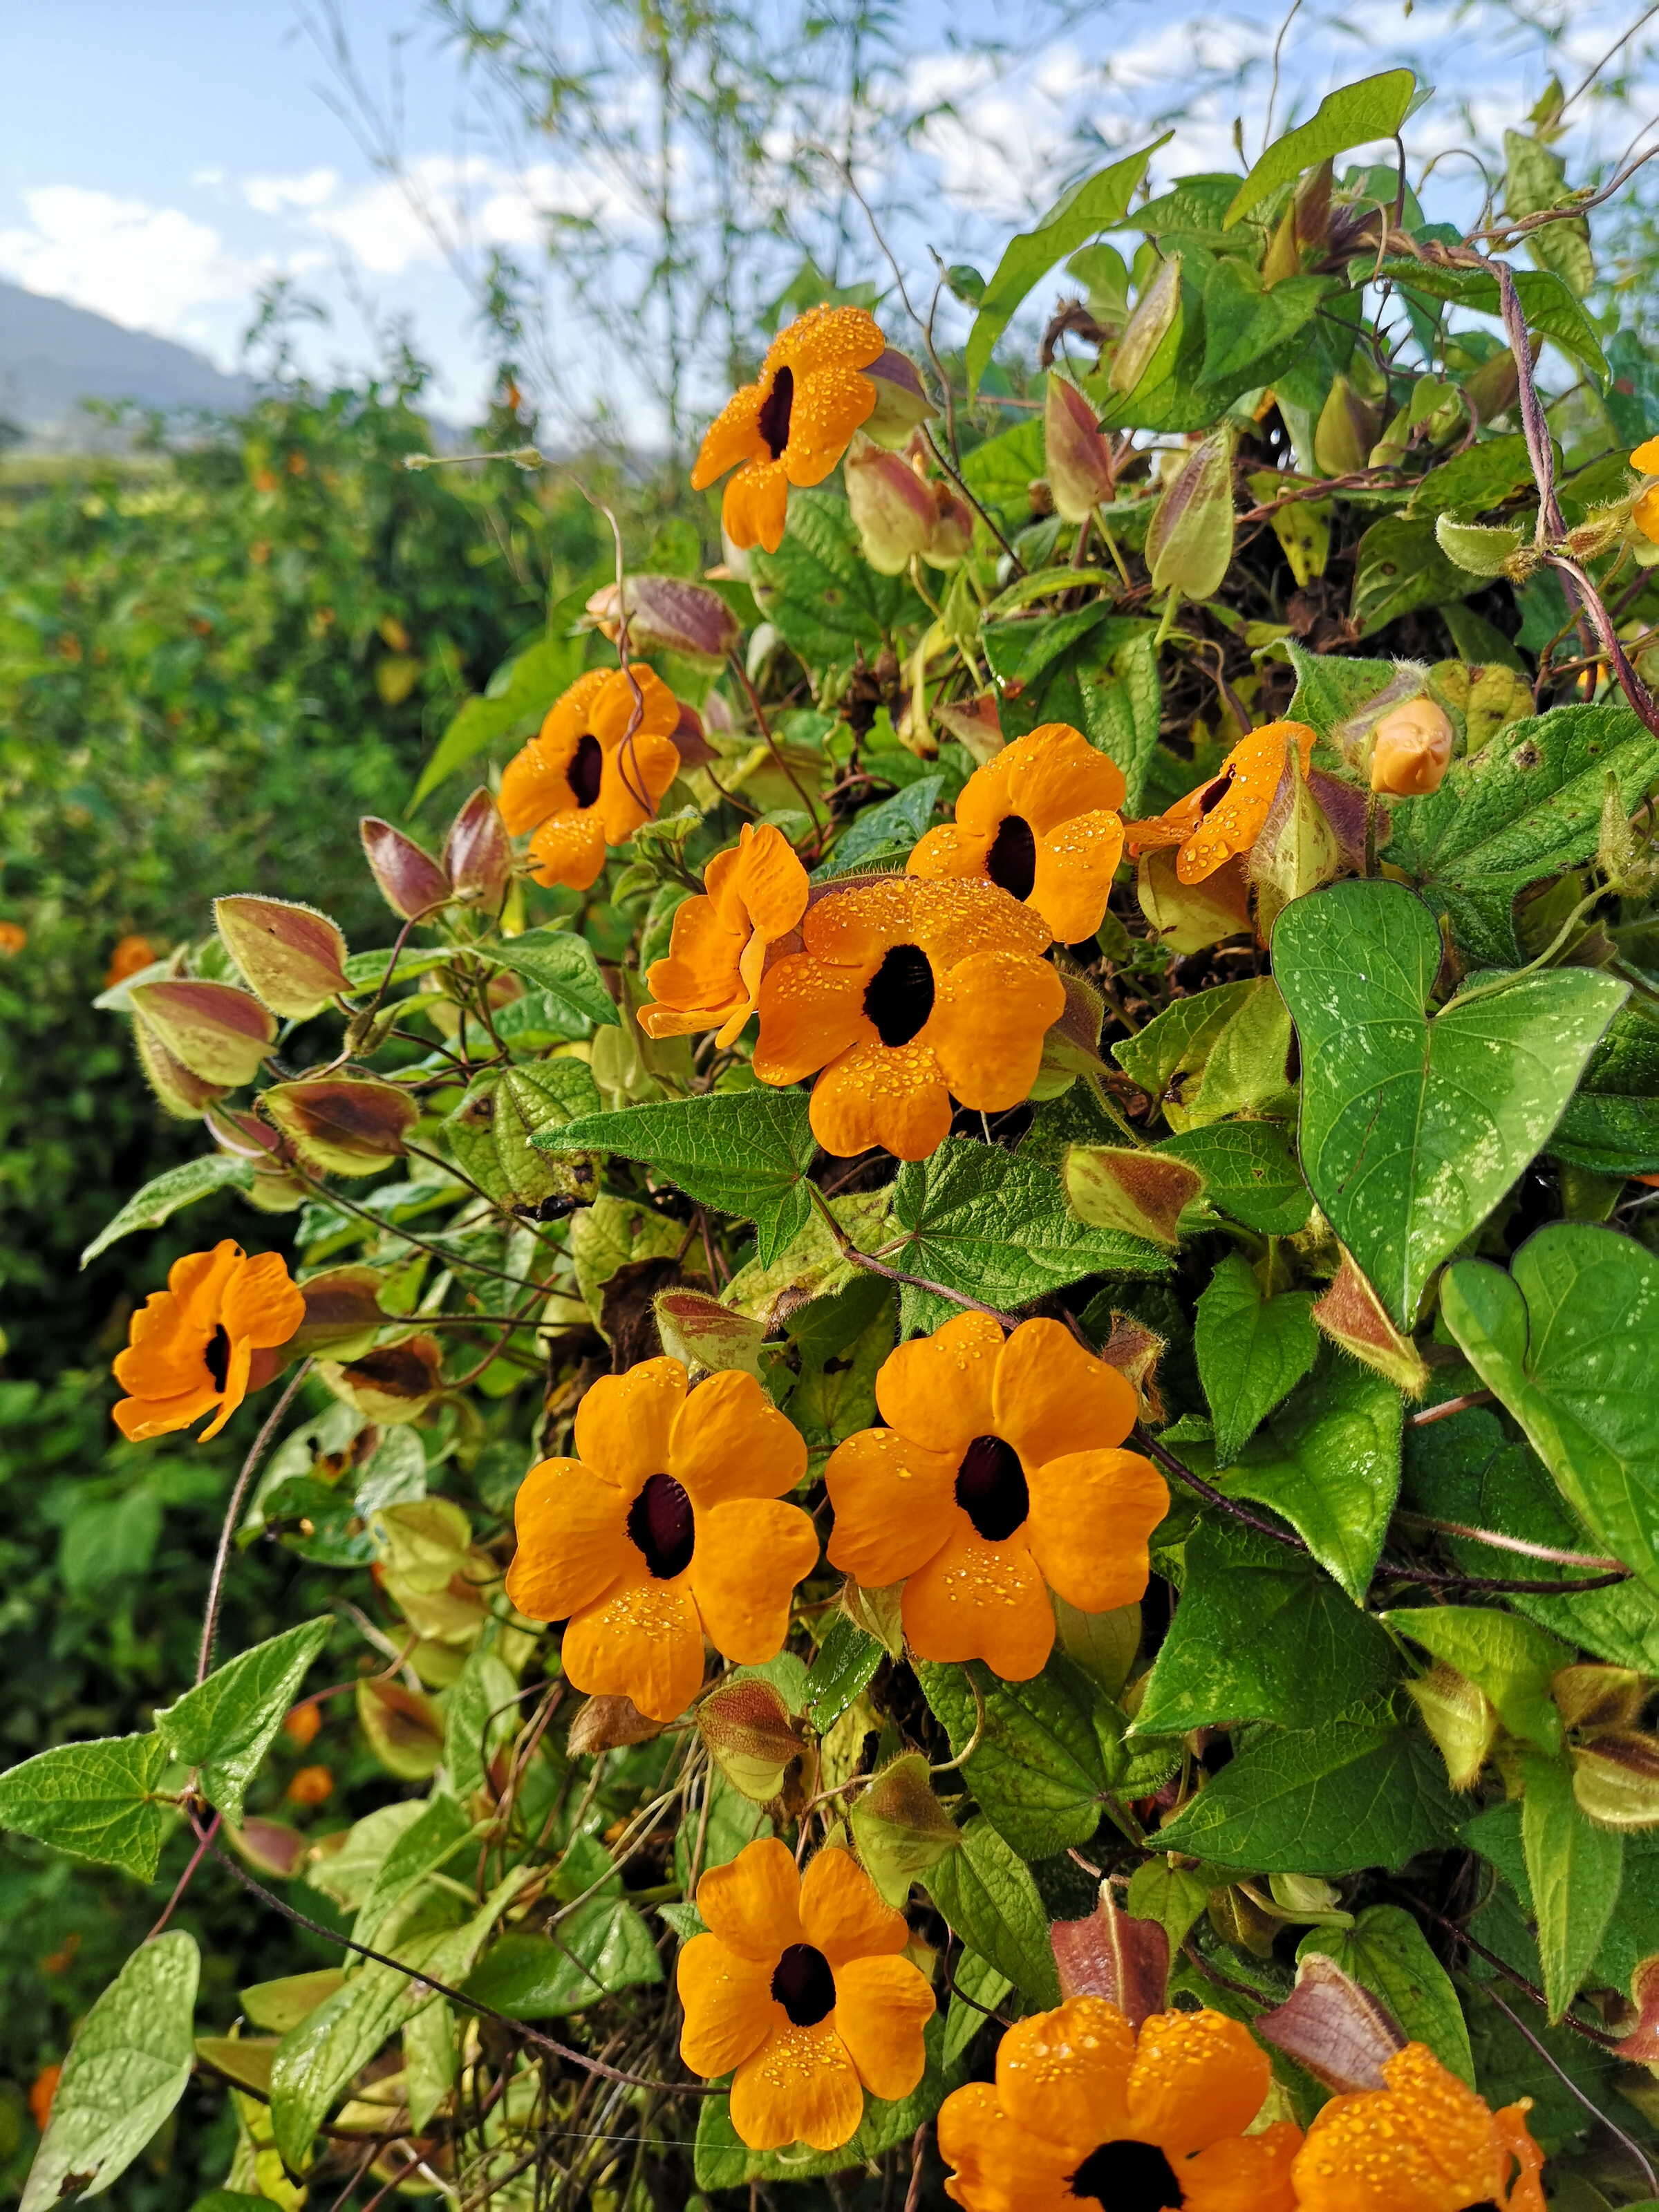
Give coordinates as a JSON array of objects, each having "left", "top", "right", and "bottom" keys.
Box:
[
  {"left": 691, "top": 304, "right": 888, "bottom": 553},
  {"left": 105, "top": 933, "right": 159, "bottom": 988},
  {"left": 0, "top": 920, "right": 26, "bottom": 957},
  {"left": 505, "top": 1360, "right": 817, "bottom": 1722},
  {"left": 639, "top": 823, "right": 809, "bottom": 1044},
  {"left": 678, "top": 1837, "right": 935, "bottom": 2150},
  {"left": 499, "top": 663, "right": 682, "bottom": 891},
  {"left": 285, "top": 1763, "right": 335, "bottom": 1806},
  {"left": 824, "top": 1315, "right": 1167, "bottom": 1679},
  {"left": 1292, "top": 2042, "right": 1545, "bottom": 2212},
  {"left": 112, "top": 1240, "right": 304, "bottom": 1443},
  {"left": 753, "top": 876, "right": 1064, "bottom": 1160},
  {"left": 908, "top": 724, "right": 1126, "bottom": 942},
  {"left": 1123, "top": 720, "right": 1316, "bottom": 884},
  {"left": 938, "top": 1994, "right": 1301, "bottom": 2212},
  {"left": 283, "top": 1700, "right": 323, "bottom": 1747},
  {"left": 28, "top": 2063, "right": 61, "bottom": 2133},
  {"left": 1631, "top": 435, "right": 1659, "bottom": 542}
]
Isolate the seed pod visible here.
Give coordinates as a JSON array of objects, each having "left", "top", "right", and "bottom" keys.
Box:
[
  {"left": 1109, "top": 254, "right": 1181, "bottom": 395},
  {"left": 1044, "top": 374, "right": 1115, "bottom": 522},
  {"left": 216, "top": 894, "right": 350, "bottom": 1019},
  {"left": 1571, "top": 1732, "right": 1659, "bottom": 1828},
  {"left": 129, "top": 978, "right": 276, "bottom": 1088},
  {"left": 1369, "top": 697, "right": 1455, "bottom": 796},
  {"left": 261, "top": 1074, "right": 418, "bottom": 1177},
  {"left": 844, "top": 432, "right": 937, "bottom": 574},
  {"left": 361, "top": 816, "right": 452, "bottom": 920},
  {"left": 1406, "top": 1663, "right": 1499, "bottom": 1790},
  {"left": 924, "top": 480, "right": 974, "bottom": 568},
  {"left": 1146, "top": 425, "right": 1236, "bottom": 601},
  {"left": 1313, "top": 375, "right": 1381, "bottom": 478}
]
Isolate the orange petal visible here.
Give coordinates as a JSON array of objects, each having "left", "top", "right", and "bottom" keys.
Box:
[
  {"left": 198, "top": 1331, "right": 252, "bottom": 1439},
  {"left": 901, "top": 1528, "right": 1054, "bottom": 1678},
  {"left": 773, "top": 304, "right": 885, "bottom": 377},
  {"left": 688, "top": 1497, "right": 819, "bottom": 1662},
  {"left": 506, "top": 1456, "right": 630, "bottom": 1621},
  {"left": 903, "top": 876, "right": 1053, "bottom": 967},
  {"left": 809, "top": 1040, "right": 954, "bottom": 1161},
  {"left": 669, "top": 1367, "right": 808, "bottom": 1506},
  {"left": 957, "top": 724, "right": 1125, "bottom": 840},
  {"left": 907, "top": 821, "right": 995, "bottom": 885},
  {"left": 112, "top": 1380, "right": 221, "bottom": 1442},
  {"left": 995, "top": 1996, "right": 1135, "bottom": 2159},
  {"left": 589, "top": 662, "right": 679, "bottom": 746},
  {"left": 637, "top": 996, "right": 741, "bottom": 1040},
  {"left": 692, "top": 381, "right": 766, "bottom": 489},
  {"left": 1631, "top": 435, "right": 1659, "bottom": 474},
  {"left": 1028, "top": 810, "right": 1124, "bottom": 942},
  {"left": 825, "top": 1424, "right": 959, "bottom": 1584},
  {"left": 937, "top": 2082, "right": 1078, "bottom": 2210},
  {"left": 730, "top": 2021, "right": 864, "bottom": 2151},
  {"left": 724, "top": 460, "right": 791, "bottom": 554},
  {"left": 574, "top": 1358, "right": 686, "bottom": 1491},
  {"left": 697, "top": 1835, "right": 803, "bottom": 1960},
  {"left": 538, "top": 667, "right": 613, "bottom": 751},
  {"left": 559, "top": 1575, "right": 705, "bottom": 1723},
  {"left": 1024, "top": 1450, "right": 1166, "bottom": 1613},
  {"left": 874, "top": 1312, "right": 1004, "bottom": 1456},
  {"left": 167, "top": 1239, "right": 244, "bottom": 1318},
  {"left": 220, "top": 1250, "right": 304, "bottom": 1350},
  {"left": 783, "top": 362, "right": 879, "bottom": 485},
  {"left": 113, "top": 1291, "right": 211, "bottom": 1400},
  {"left": 527, "top": 809, "right": 608, "bottom": 891},
  {"left": 924, "top": 948, "right": 1065, "bottom": 1111},
  {"left": 500, "top": 737, "right": 576, "bottom": 836},
  {"left": 595, "top": 730, "right": 681, "bottom": 846},
  {"left": 798, "top": 1846, "right": 910, "bottom": 1965},
  {"left": 753, "top": 953, "right": 872, "bottom": 1085},
  {"left": 831, "top": 1953, "right": 935, "bottom": 2097},
  {"left": 677, "top": 1933, "right": 778, "bottom": 2078},
  {"left": 724, "top": 821, "right": 810, "bottom": 937},
  {"left": 1494, "top": 2102, "right": 1547, "bottom": 2212},
  {"left": 1635, "top": 485, "right": 1659, "bottom": 545},
  {"left": 1127, "top": 2009, "right": 1271, "bottom": 2159},
  {"left": 1183, "top": 2119, "right": 1303, "bottom": 2212},
  {"left": 1176, "top": 720, "right": 1315, "bottom": 885},
  {"left": 800, "top": 877, "right": 915, "bottom": 966},
  {"left": 992, "top": 1318, "right": 1138, "bottom": 1464}
]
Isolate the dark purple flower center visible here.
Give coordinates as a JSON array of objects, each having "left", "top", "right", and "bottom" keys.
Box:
[
  {"left": 1069, "top": 2140, "right": 1183, "bottom": 2208},
  {"left": 986, "top": 813, "right": 1038, "bottom": 901},
  {"left": 626, "top": 1472, "right": 695, "bottom": 1580},
  {"left": 204, "top": 1324, "right": 232, "bottom": 1394},
  {"left": 954, "top": 1434, "right": 1029, "bottom": 1542},
  {"left": 1197, "top": 771, "right": 1235, "bottom": 816},
  {"left": 771, "top": 1942, "right": 836, "bottom": 2026},
  {"left": 758, "top": 366, "right": 795, "bottom": 460},
  {"left": 568, "top": 732, "right": 603, "bottom": 809},
  {"left": 863, "top": 941, "right": 935, "bottom": 1047}
]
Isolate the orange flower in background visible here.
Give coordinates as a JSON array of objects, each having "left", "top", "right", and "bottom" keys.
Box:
[
  {"left": 500, "top": 663, "right": 682, "bottom": 891},
  {"left": 283, "top": 1701, "right": 323, "bottom": 1748},
  {"left": 908, "top": 723, "right": 1127, "bottom": 942},
  {"left": 691, "top": 304, "right": 887, "bottom": 553},
  {"left": 506, "top": 1359, "right": 816, "bottom": 1722},
  {"left": 825, "top": 1314, "right": 1167, "bottom": 1679},
  {"left": 753, "top": 875, "right": 1064, "bottom": 1160},
  {"left": 285, "top": 1763, "right": 335, "bottom": 1806},
  {"left": 639, "top": 823, "right": 809, "bottom": 1045},
  {"left": 938, "top": 1995, "right": 1300, "bottom": 2212},
  {"left": 1292, "top": 2042, "right": 1545, "bottom": 2212},
  {"left": 28, "top": 2063, "right": 61, "bottom": 2133},
  {"left": 678, "top": 1837, "right": 935, "bottom": 2150},
  {"left": 113, "top": 1240, "right": 304, "bottom": 1443},
  {"left": 1124, "top": 720, "right": 1316, "bottom": 884},
  {"left": 1631, "top": 435, "right": 1659, "bottom": 542},
  {"left": 0, "top": 920, "right": 27, "bottom": 956},
  {"left": 105, "top": 933, "right": 159, "bottom": 988}
]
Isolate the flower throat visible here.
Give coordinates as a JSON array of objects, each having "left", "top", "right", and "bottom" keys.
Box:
[
  {"left": 954, "top": 1434, "right": 1028, "bottom": 1541},
  {"left": 1069, "top": 2141, "right": 1184, "bottom": 2210},
  {"left": 568, "top": 732, "right": 603, "bottom": 809},
  {"left": 863, "top": 942, "right": 935, "bottom": 1047},
  {"left": 757, "top": 366, "right": 795, "bottom": 460},
  {"left": 985, "top": 813, "right": 1038, "bottom": 901},
  {"left": 204, "top": 1324, "right": 232, "bottom": 1393},
  {"left": 627, "top": 1472, "right": 696, "bottom": 1579}
]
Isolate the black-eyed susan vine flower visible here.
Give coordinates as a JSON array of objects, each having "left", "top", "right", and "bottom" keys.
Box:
[
  {"left": 908, "top": 722, "right": 1127, "bottom": 941},
  {"left": 677, "top": 1837, "right": 935, "bottom": 2150},
  {"left": 499, "top": 662, "right": 682, "bottom": 890},
  {"left": 691, "top": 304, "right": 888, "bottom": 553},
  {"left": 1124, "top": 719, "right": 1317, "bottom": 884},
  {"left": 113, "top": 1239, "right": 304, "bottom": 1441},
  {"left": 1291, "top": 2041, "right": 1545, "bottom": 2212},
  {"left": 752, "top": 874, "right": 1064, "bottom": 1159},
  {"left": 504, "top": 1358, "right": 816, "bottom": 1722},
  {"left": 1631, "top": 435, "right": 1659, "bottom": 542},
  {"left": 637, "top": 822, "right": 809, "bottom": 1044},
  {"left": 825, "top": 1313, "right": 1167, "bottom": 1678},
  {"left": 937, "top": 1994, "right": 1302, "bottom": 2211}
]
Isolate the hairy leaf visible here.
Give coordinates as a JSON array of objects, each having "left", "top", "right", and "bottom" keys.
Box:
[
  {"left": 1196, "top": 1253, "right": 1319, "bottom": 1463},
  {"left": 155, "top": 1618, "right": 331, "bottom": 1824},
  {"left": 79, "top": 1152, "right": 254, "bottom": 1268},
  {"left": 0, "top": 1730, "right": 176, "bottom": 1880}
]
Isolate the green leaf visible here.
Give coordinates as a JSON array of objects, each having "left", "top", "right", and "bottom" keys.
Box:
[
  {"left": 1285, "top": 641, "right": 1395, "bottom": 740},
  {"left": 1154, "top": 1718, "right": 1456, "bottom": 1874},
  {"left": 411, "top": 631, "right": 585, "bottom": 807},
  {"left": 1137, "top": 1521, "right": 1398, "bottom": 1732},
  {"left": 1376, "top": 259, "right": 1606, "bottom": 383},
  {"left": 1382, "top": 1606, "right": 1572, "bottom": 1752},
  {"left": 0, "top": 1730, "right": 175, "bottom": 1879},
  {"left": 442, "top": 1061, "right": 601, "bottom": 1208},
  {"left": 1505, "top": 131, "right": 1595, "bottom": 295},
  {"left": 1521, "top": 1749, "right": 1624, "bottom": 2019},
  {"left": 1405, "top": 431, "right": 1539, "bottom": 519},
  {"left": 1441, "top": 1224, "right": 1659, "bottom": 1596},
  {"left": 1199, "top": 261, "right": 1334, "bottom": 386},
  {"left": 1114, "top": 979, "right": 1294, "bottom": 1132},
  {"left": 546, "top": 1089, "right": 818, "bottom": 1269},
  {"left": 805, "top": 1613, "right": 884, "bottom": 1735},
  {"left": 890, "top": 1136, "right": 1167, "bottom": 1327},
  {"left": 22, "top": 1932, "right": 200, "bottom": 2212},
  {"left": 154, "top": 1619, "right": 330, "bottom": 1824},
  {"left": 1351, "top": 514, "right": 1481, "bottom": 636},
  {"left": 749, "top": 490, "right": 926, "bottom": 661},
  {"left": 917, "top": 1657, "right": 1115, "bottom": 1859},
  {"left": 1221, "top": 1357, "right": 1405, "bottom": 1602},
  {"left": 482, "top": 928, "right": 618, "bottom": 1030},
  {"left": 1154, "top": 1122, "right": 1311, "bottom": 1235},
  {"left": 442, "top": 1646, "right": 519, "bottom": 1801},
  {"left": 1080, "top": 633, "right": 1162, "bottom": 814},
  {"left": 926, "top": 1815, "right": 1061, "bottom": 2005},
  {"left": 1196, "top": 1253, "right": 1319, "bottom": 1463},
  {"left": 816, "top": 776, "right": 944, "bottom": 878},
  {"left": 353, "top": 1794, "right": 475, "bottom": 1949},
  {"left": 785, "top": 1274, "right": 894, "bottom": 1450},
  {"left": 79, "top": 1154, "right": 254, "bottom": 1269},
  {"left": 1226, "top": 71, "right": 1418, "bottom": 227},
  {"left": 966, "top": 138, "right": 1168, "bottom": 395},
  {"left": 1275, "top": 879, "right": 1626, "bottom": 1325},
  {"left": 959, "top": 418, "right": 1048, "bottom": 518},
  {"left": 1126, "top": 1859, "right": 1210, "bottom": 1954},
  {"left": 460, "top": 1902, "right": 663, "bottom": 2018},
  {"left": 338, "top": 947, "right": 453, "bottom": 991},
  {"left": 1300, "top": 1904, "right": 1474, "bottom": 2083},
  {"left": 1386, "top": 702, "right": 1659, "bottom": 964},
  {"left": 943, "top": 1948, "right": 1013, "bottom": 2066}
]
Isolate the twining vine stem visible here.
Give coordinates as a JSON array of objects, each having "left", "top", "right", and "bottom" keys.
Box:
[{"left": 195, "top": 1358, "right": 315, "bottom": 1687}]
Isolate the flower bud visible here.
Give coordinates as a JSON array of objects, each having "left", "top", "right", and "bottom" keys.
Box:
[
  {"left": 444, "top": 787, "right": 513, "bottom": 907},
  {"left": 324, "top": 1334, "right": 445, "bottom": 1427},
  {"left": 697, "top": 1676, "right": 808, "bottom": 1803},
  {"left": 129, "top": 978, "right": 276, "bottom": 1088},
  {"left": 356, "top": 1676, "right": 444, "bottom": 1777},
  {"left": 289, "top": 1264, "right": 388, "bottom": 1360},
  {"left": 133, "top": 1014, "right": 229, "bottom": 1118},
  {"left": 924, "top": 480, "right": 974, "bottom": 568},
  {"left": 1553, "top": 1663, "right": 1649, "bottom": 1736},
  {"left": 568, "top": 1694, "right": 664, "bottom": 1755},
  {"left": 845, "top": 431, "right": 937, "bottom": 574},
  {"left": 670, "top": 700, "right": 719, "bottom": 768},
  {"left": 847, "top": 1752, "right": 962, "bottom": 1905},
  {"left": 1311, "top": 1248, "right": 1430, "bottom": 1395},
  {"left": 1045, "top": 375, "right": 1115, "bottom": 522},
  {"left": 1313, "top": 375, "right": 1381, "bottom": 478},
  {"left": 1110, "top": 255, "right": 1182, "bottom": 395},
  {"left": 228, "top": 1818, "right": 310, "bottom": 1880},
  {"left": 361, "top": 816, "right": 451, "bottom": 920},
  {"left": 261, "top": 1075, "right": 418, "bottom": 1176},
  {"left": 1065, "top": 1145, "right": 1202, "bottom": 1248},
  {"left": 1405, "top": 1662, "right": 1498, "bottom": 1790},
  {"left": 584, "top": 574, "right": 741, "bottom": 662},
  {"left": 215, "top": 894, "right": 350, "bottom": 1020},
  {"left": 861, "top": 346, "right": 935, "bottom": 449},
  {"left": 1571, "top": 1731, "right": 1659, "bottom": 1828},
  {"left": 1146, "top": 426, "right": 1236, "bottom": 602},
  {"left": 1369, "top": 698, "right": 1454, "bottom": 796}
]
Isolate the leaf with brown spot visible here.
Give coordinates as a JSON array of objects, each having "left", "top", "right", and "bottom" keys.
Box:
[{"left": 1064, "top": 1145, "right": 1203, "bottom": 1246}]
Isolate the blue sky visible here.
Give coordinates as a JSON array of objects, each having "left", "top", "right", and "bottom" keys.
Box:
[{"left": 3, "top": 0, "right": 1656, "bottom": 427}]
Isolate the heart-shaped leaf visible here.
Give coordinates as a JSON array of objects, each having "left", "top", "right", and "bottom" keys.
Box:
[{"left": 1274, "top": 880, "right": 1626, "bottom": 1324}]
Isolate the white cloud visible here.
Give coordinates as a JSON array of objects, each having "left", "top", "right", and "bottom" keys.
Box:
[
  {"left": 191, "top": 166, "right": 225, "bottom": 188},
  {"left": 309, "top": 152, "right": 642, "bottom": 275},
  {"left": 0, "top": 186, "right": 257, "bottom": 337},
  {"left": 241, "top": 167, "right": 339, "bottom": 215}
]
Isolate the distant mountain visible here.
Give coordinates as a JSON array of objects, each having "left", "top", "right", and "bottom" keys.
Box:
[{"left": 0, "top": 278, "right": 254, "bottom": 448}]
